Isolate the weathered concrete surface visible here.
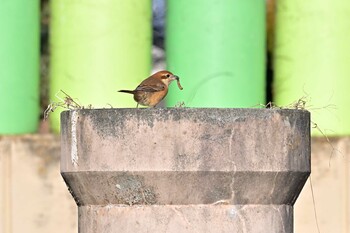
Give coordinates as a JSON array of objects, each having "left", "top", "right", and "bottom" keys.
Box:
[
  {"left": 0, "top": 135, "right": 77, "bottom": 233},
  {"left": 60, "top": 108, "right": 310, "bottom": 233},
  {"left": 295, "top": 137, "right": 350, "bottom": 233},
  {"left": 79, "top": 205, "right": 293, "bottom": 233},
  {"left": 62, "top": 170, "right": 307, "bottom": 206}
]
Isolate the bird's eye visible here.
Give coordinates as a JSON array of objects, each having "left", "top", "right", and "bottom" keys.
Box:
[{"left": 166, "top": 74, "right": 170, "bottom": 78}]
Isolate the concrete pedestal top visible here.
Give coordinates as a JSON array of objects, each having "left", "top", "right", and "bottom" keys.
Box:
[{"left": 60, "top": 108, "right": 310, "bottom": 233}]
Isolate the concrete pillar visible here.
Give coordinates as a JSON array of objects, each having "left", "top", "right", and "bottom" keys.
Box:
[{"left": 60, "top": 108, "right": 310, "bottom": 233}]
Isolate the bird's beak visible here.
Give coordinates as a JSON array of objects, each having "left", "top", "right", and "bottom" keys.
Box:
[{"left": 171, "top": 75, "right": 180, "bottom": 81}]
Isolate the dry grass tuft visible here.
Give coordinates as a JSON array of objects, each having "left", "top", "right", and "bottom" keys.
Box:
[{"left": 44, "top": 90, "right": 93, "bottom": 120}]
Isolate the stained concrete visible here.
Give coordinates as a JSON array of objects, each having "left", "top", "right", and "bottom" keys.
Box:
[{"left": 60, "top": 108, "right": 310, "bottom": 233}]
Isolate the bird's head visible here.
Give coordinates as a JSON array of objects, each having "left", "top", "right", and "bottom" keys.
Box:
[{"left": 152, "top": 70, "right": 179, "bottom": 86}]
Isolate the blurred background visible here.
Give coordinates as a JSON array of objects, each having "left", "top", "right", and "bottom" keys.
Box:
[{"left": 0, "top": 0, "right": 350, "bottom": 232}]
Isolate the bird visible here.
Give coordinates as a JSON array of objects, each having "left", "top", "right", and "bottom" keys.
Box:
[{"left": 118, "top": 70, "right": 183, "bottom": 108}]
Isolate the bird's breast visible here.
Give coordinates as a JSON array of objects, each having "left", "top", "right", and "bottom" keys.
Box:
[{"left": 134, "top": 88, "right": 168, "bottom": 107}]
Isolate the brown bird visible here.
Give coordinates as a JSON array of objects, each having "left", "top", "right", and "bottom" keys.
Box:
[{"left": 118, "top": 70, "right": 183, "bottom": 108}]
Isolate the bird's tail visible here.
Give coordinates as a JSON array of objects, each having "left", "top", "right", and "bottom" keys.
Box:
[{"left": 118, "top": 90, "right": 135, "bottom": 94}]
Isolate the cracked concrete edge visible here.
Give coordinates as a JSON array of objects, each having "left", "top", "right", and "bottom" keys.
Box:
[{"left": 60, "top": 108, "right": 310, "bottom": 172}]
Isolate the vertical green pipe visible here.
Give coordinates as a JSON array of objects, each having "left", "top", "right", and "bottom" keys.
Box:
[
  {"left": 166, "top": 0, "right": 265, "bottom": 107},
  {"left": 0, "top": 1, "right": 39, "bottom": 134},
  {"left": 274, "top": 0, "right": 350, "bottom": 136},
  {"left": 50, "top": 0, "right": 152, "bottom": 133}
]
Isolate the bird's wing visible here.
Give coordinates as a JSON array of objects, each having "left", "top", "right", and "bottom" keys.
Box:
[{"left": 135, "top": 81, "right": 166, "bottom": 92}]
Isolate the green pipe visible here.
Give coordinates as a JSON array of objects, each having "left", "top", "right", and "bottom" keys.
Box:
[
  {"left": 274, "top": 0, "right": 350, "bottom": 136},
  {"left": 166, "top": 0, "right": 265, "bottom": 107},
  {"left": 0, "top": 1, "right": 40, "bottom": 134},
  {"left": 50, "top": 0, "right": 152, "bottom": 133}
]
